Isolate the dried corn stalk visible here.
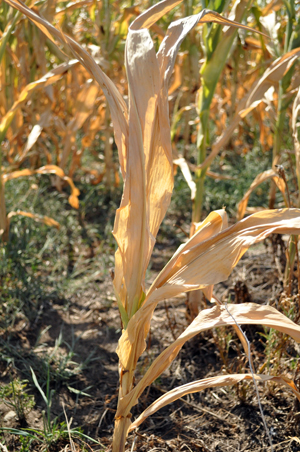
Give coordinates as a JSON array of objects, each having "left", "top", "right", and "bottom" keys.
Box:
[{"left": 5, "top": 1, "right": 300, "bottom": 451}]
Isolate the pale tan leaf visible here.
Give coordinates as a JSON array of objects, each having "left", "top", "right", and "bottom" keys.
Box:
[
  {"left": 119, "top": 6, "right": 166, "bottom": 38},
  {"left": 174, "top": 157, "right": 196, "bottom": 200},
  {"left": 3, "top": 169, "right": 34, "bottom": 182},
  {"left": 64, "top": 176, "right": 80, "bottom": 209},
  {"left": 116, "top": 209, "right": 227, "bottom": 368},
  {"left": 130, "top": 0, "right": 182, "bottom": 30},
  {"left": 237, "top": 169, "right": 287, "bottom": 220},
  {"left": 35, "top": 166, "right": 80, "bottom": 209},
  {"left": 116, "top": 209, "right": 300, "bottom": 372},
  {"left": 191, "top": 210, "right": 228, "bottom": 301},
  {"left": 7, "top": 210, "right": 60, "bottom": 229},
  {"left": 129, "top": 373, "right": 300, "bottom": 431},
  {"left": 113, "top": 22, "right": 166, "bottom": 319},
  {"left": 118, "top": 302, "right": 300, "bottom": 417},
  {"left": 35, "top": 165, "right": 66, "bottom": 178},
  {"left": 19, "top": 110, "right": 52, "bottom": 161},
  {"left": 198, "top": 47, "right": 300, "bottom": 171}
]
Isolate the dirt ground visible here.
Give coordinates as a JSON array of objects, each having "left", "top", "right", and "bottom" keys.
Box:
[{"left": 1, "top": 235, "right": 300, "bottom": 452}]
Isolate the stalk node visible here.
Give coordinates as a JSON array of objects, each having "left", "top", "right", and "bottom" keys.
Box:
[{"left": 114, "top": 413, "right": 132, "bottom": 420}]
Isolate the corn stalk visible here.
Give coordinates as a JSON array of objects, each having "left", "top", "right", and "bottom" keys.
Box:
[
  {"left": 5, "top": 2, "right": 300, "bottom": 452},
  {"left": 268, "top": 0, "right": 300, "bottom": 208},
  {"left": 194, "top": 0, "right": 253, "bottom": 222}
]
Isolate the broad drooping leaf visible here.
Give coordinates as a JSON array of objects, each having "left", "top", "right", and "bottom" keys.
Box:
[
  {"left": 117, "top": 301, "right": 300, "bottom": 419},
  {"left": 117, "top": 209, "right": 300, "bottom": 374},
  {"left": 129, "top": 373, "right": 300, "bottom": 431}
]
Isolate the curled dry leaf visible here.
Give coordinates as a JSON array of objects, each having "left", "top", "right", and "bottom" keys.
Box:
[
  {"left": 129, "top": 373, "right": 300, "bottom": 431},
  {"left": 7, "top": 210, "right": 60, "bottom": 229},
  {"left": 237, "top": 169, "right": 287, "bottom": 220},
  {"left": 2, "top": 165, "right": 80, "bottom": 209},
  {"left": 117, "top": 209, "right": 300, "bottom": 375},
  {"left": 118, "top": 302, "right": 300, "bottom": 418},
  {"left": 173, "top": 157, "right": 196, "bottom": 200}
]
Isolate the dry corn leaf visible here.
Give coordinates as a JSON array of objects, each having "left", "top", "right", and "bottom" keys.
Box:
[
  {"left": 19, "top": 110, "right": 52, "bottom": 162},
  {"left": 198, "top": 47, "right": 300, "bottom": 171},
  {"left": 4, "top": 0, "right": 267, "bottom": 325},
  {"left": 190, "top": 210, "right": 228, "bottom": 300},
  {"left": 113, "top": 1, "right": 265, "bottom": 323},
  {"left": 173, "top": 157, "right": 196, "bottom": 200},
  {"left": 119, "top": 302, "right": 300, "bottom": 417},
  {"left": 118, "top": 6, "right": 166, "bottom": 39},
  {"left": 129, "top": 373, "right": 300, "bottom": 431},
  {"left": 237, "top": 169, "right": 287, "bottom": 220},
  {"left": 3, "top": 165, "right": 80, "bottom": 209},
  {"left": 7, "top": 210, "right": 60, "bottom": 229},
  {"left": 117, "top": 208, "right": 300, "bottom": 373}
]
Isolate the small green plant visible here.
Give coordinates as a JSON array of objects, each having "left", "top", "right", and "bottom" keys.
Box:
[
  {"left": 33, "top": 329, "right": 97, "bottom": 387},
  {"left": 30, "top": 367, "right": 55, "bottom": 442},
  {"left": 17, "top": 367, "right": 102, "bottom": 451},
  {"left": 0, "top": 379, "right": 35, "bottom": 424}
]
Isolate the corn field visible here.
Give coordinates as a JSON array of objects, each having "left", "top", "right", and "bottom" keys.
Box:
[{"left": 2, "top": 1, "right": 300, "bottom": 451}]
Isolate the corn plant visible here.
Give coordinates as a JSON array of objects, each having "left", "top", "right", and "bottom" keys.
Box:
[
  {"left": 5, "top": 1, "right": 300, "bottom": 451},
  {"left": 192, "top": 0, "right": 255, "bottom": 222},
  {"left": 263, "top": 0, "right": 300, "bottom": 209}
]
